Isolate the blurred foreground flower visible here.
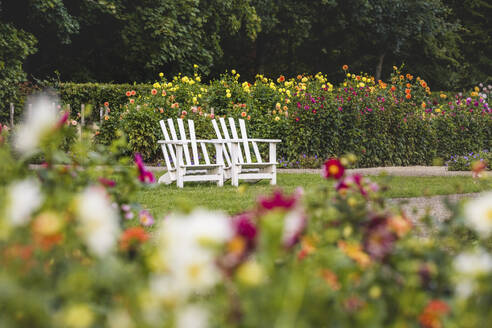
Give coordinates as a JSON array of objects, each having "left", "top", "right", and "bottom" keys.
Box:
[
  {"left": 151, "top": 209, "right": 233, "bottom": 302},
  {"left": 135, "top": 153, "right": 155, "bottom": 183},
  {"left": 14, "top": 95, "right": 64, "bottom": 155},
  {"left": 76, "top": 186, "right": 121, "bottom": 257},
  {"left": 6, "top": 178, "right": 43, "bottom": 227},
  {"left": 463, "top": 192, "right": 492, "bottom": 238}
]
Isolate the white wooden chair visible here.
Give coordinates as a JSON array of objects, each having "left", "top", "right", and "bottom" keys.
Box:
[
  {"left": 158, "top": 118, "right": 224, "bottom": 188},
  {"left": 211, "top": 117, "right": 281, "bottom": 186}
]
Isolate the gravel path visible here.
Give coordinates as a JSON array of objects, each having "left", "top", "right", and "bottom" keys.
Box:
[{"left": 386, "top": 193, "right": 482, "bottom": 223}]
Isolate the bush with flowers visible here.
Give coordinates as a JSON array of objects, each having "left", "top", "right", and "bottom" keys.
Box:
[{"left": 2, "top": 94, "right": 492, "bottom": 327}]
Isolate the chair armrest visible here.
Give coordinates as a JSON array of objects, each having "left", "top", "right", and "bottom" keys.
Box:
[
  {"left": 225, "top": 138, "right": 282, "bottom": 143},
  {"left": 249, "top": 138, "right": 282, "bottom": 143},
  {"left": 158, "top": 140, "right": 188, "bottom": 145},
  {"left": 193, "top": 139, "right": 227, "bottom": 144}
]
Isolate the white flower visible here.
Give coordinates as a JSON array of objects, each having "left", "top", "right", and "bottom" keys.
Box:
[
  {"left": 463, "top": 192, "right": 492, "bottom": 238},
  {"left": 76, "top": 186, "right": 120, "bottom": 257},
  {"left": 14, "top": 95, "right": 60, "bottom": 155},
  {"left": 283, "top": 208, "right": 306, "bottom": 247},
  {"left": 152, "top": 209, "right": 232, "bottom": 301},
  {"left": 453, "top": 248, "right": 492, "bottom": 299},
  {"left": 6, "top": 178, "right": 43, "bottom": 226},
  {"left": 176, "top": 305, "right": 209, "bottom": 328},
  {"left": 453, "top": 248, "right": 492, "bottom": 276}
]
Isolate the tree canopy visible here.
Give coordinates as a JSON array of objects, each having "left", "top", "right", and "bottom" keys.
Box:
[{"left": 0, "top": 0, "right": 490, "bottom": 93}]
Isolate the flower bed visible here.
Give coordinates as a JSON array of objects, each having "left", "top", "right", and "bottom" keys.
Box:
[{"left": 9, "top": 66, "right": 492, "bottom": 167}]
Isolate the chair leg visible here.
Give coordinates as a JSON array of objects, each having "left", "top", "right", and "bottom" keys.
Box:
[
  {"left": 176, "top": 166, "right": 184, "bottom": 188},
  {"left": 216, "top": 167, "right": 224, "bottom": 187},
  {"left": 270, "top": 164, "right": 277, "bottom": 185}
]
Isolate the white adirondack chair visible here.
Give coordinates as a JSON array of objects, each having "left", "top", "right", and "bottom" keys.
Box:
[
  {"left": 158, "top": 118, "right": 224, "bottom": 188},
  {"left": 211, "top": 117, "right": 281, "bottom": 186}
]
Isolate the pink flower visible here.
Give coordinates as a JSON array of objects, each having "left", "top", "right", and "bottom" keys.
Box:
[
  {"left": 98, "top": 177, "right": 116, "bottom": 188},
  {"left": 55, "top": 111, "right": 69, "bottom": 128},
  {"left": 134, "top": 153, "right": 155, "bottom": 184},
  {"left": 233, "top": 212, "right": 257, "bottom": 241},
  {"left": 139, "top": 210, "right": 154, "bottom": 226},
  {"left": 258, "top": 189, "right": 298, "bottom": 211}
]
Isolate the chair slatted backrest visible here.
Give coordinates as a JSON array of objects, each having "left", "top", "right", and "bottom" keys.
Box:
[
  {"left": 211, "top": 119, "right": 232, "bottom": 167},
  {"left": 160, "top": 118, "right": 211, "bottom": 168},
  {"left": 212, "top": 118, "right": 262, "bottom": 165},
  {"left": 238, "top": 119, "right": 263, "bottom": 163}
]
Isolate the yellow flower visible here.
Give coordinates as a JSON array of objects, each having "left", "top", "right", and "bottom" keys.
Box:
[
  {"left": 358, "top": 82, "right": 365, "bottom": 88},
  {"left": 193, "top": 64, "right": 198, "bottom": 69},
  {"left": 236, "top": 260, "right": 264, "bottom": 286},
  {"left": 302, "top": 77, "right": 308, "bottom": 83},
  {"left": 347, "top": 73, "right": 351, "bottom": 78},
  {"left": 195, "top": 76, "right": 201, "bottom": 82},
  {"left": 275, "top": 116, "right": 280, "bottom": 121},
  {"left": 231, "top": 69, "right": 236, "bottom": 75},
  {"left": 226, "top": 93, "right": 231, "bottom": 98},
  {"left": 362, "top": 77, "right": 367, "bottom": 82},
  {"left": 435, "top": 108, "right": 441, "bottom": 113},
  {"left": 62, "top": 304, "right": 94, "bottom": 328},
  {"left": 152, "top": 82, "right": 161, "bottom": 88},
  {"left": 440, "top": 93, "right": 447, "bottom": 99},
  {"left": 159, "top": 72, "right": 164, "bottom": 77},
  {"left": 181, "top": 76, "right": 189, "bottom": 83}
]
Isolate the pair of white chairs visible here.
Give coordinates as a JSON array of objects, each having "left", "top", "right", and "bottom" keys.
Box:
[{"left": 157, "top": 117, "right": 281, "bottom": 188}]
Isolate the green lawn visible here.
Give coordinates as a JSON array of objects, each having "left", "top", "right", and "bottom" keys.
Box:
[{"left": 135, "top": 174, "right": 491, "bottom": 217}]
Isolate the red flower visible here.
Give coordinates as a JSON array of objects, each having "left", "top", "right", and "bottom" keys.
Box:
[
  {"left": 134, "top": 153, "right": 155, "bottom": 184},
  {"left": 418, "top": 300, "right": 450, "bottom": 328},
  {"left": 258, "top": 189, "right": 298, "bottom": 211},
  {"left": 104, "top": 101, "right": 109, "bottom": 107},
  {"left": 130, "top": 90, "right": 136, "bottom": 96},
  {"left": 151, "top": 89, "right": 157, "bottom": 95},
  {"left": 322, "top": 158, "right": 345, "bottom": 179},
  {"left": 125, "top": 91, "right": 131, "bottom": 97},
  {"left": 119, "top": 227, "right": 149, "bottom": 251}
]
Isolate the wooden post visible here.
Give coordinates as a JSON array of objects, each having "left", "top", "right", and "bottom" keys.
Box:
[
  {"left": 10, "top": 103, "right": 14, "bottom": 127},
  {"left": 81, "top": 104, "right": 85, "bottom": 127}
]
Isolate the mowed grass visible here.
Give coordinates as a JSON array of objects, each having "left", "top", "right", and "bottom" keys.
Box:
[{"left": 135, "top": 173, "right": 491, "bottom": 217}]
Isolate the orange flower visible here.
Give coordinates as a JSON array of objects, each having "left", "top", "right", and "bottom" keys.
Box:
[
  {"left": 338, "top": 241, "right": 371, "bottom": 268},
  {"left": 355, "top": 76, "right": 361, "bottom": 81},
  {"left": 421, "top": 81, "right": 428, "bottom": 88},
  {"left": 241, "top": 111, "right": 247, "bottom": 117},
  {"left": 125, "top": 91, "right": 131, "bottom": 97},
  {"left": 406, "top": 83, "right": 411, "bottom": 88},
  {"left": 321, "top": 269, "right": 341, "bottom": 290},
  {"left": 342, "top": 65, "right": 349, "bottom": 71},
  {"left": 399, "top": 75, "right": 404, "bottom": 80},
  {"left": 297, "top": 75, "right": 303, "bottom": 80},
  {"left": 119, "top": 227, "right": 149, "bottom": 251},
  {"left": 405, "top": 88, "right": 411, "bottom": 94},
  {"left": 406, "top": 94, "right": 412, "bottom": 99},
  {"left": 129, "top": 99, "right": 135, "bottom": 104},
  {"left": 130, "top": 90, "right": 136, "bottom": 96},
  {"left": 162, "top": 90, "right": 167, "bottom": 96},
  {"left": 151, "top": 89, "right": 157, "bottom": 95},
  {"left": 388, "top": 214, "right": 412, "bottom": 237},
  {"left": 277, "top": 75, "right": 285, "bottom": 83},
  {"left": 159, "top": 108, "right": 164, "bottom": 113},
  {"left": 390, "top": 86, "right": 396, "bottom": 92},
  {"left": 422, "top": 102, "right": 426, "bottom": 108},
  {"left": 104, "top": 101, "right": 109, "bottom": 107},
  {"left": 247, "top": 115, "right": 251, "bottom": 120}
]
